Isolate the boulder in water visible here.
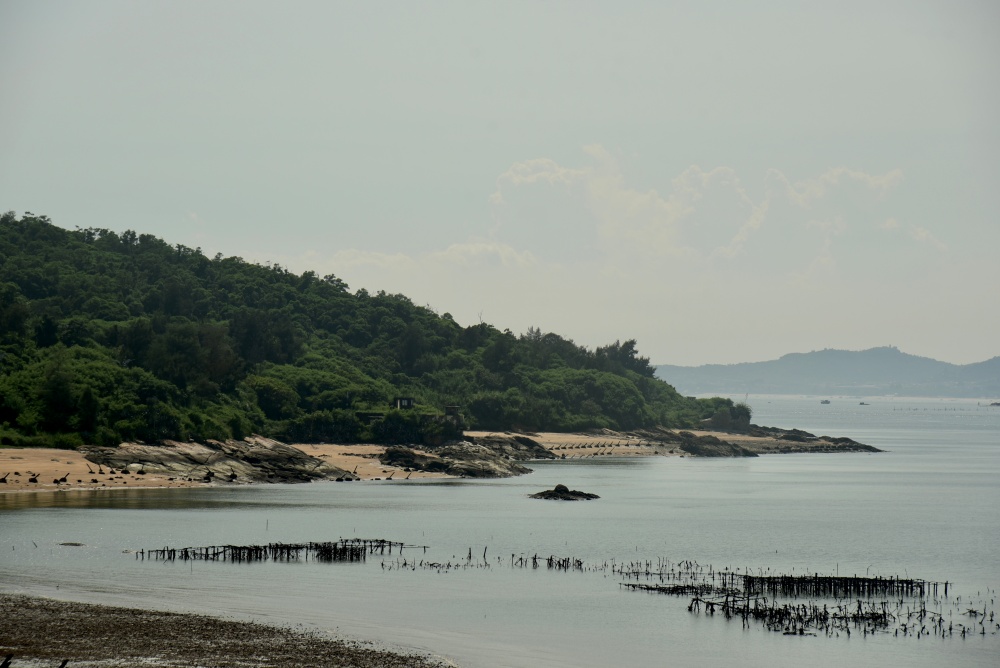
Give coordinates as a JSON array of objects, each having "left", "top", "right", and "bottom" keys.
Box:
[{"left": 529, "top": 484, "right": 599, "bottom": 500}]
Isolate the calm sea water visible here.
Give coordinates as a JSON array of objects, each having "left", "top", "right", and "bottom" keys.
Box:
[{"left": 2, "top": 395, "right": 998, "bottom": 667}]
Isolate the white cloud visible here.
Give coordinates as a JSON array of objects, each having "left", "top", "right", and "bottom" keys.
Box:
[
  {"left": 490, "top": 159, "right": 585, "bottom": 206},
  {"left": 768, "top": 167, "right": 904, "bottom": 208},
  {"left": 878, "top": 216, "right": 948, "bottom": 254},
  {"left": 490, "top": 147, "right": 910, "bottom": 273},
  {"left": 491, "top": 149, "right": 763, "bottom": 260}
]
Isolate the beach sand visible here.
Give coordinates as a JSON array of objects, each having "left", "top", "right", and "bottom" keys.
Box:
[
  {"left": 466, "top": 430, "right": 685, "bottom": 458},
  {"left": 0, "top": 447, "right": 200, "bottom": 493},
  {"left": 0, "top": 444, "right": 451, "bottom": 494},
  {"left": 294, "top": 443, "right": 452, "bottom": 481},
  {"left": 468, "top": 429, "right": 873, "bottom": 457},
  {"left": 0, "top": 428, "right": 862, "bottom": 496},
  {"left": 0, "top": 435, "right": 660, "bottom": 496}
]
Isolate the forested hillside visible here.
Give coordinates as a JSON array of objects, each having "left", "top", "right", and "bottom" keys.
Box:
[{"left": 0, "top": 213, "right": 729, "bottom": 448}]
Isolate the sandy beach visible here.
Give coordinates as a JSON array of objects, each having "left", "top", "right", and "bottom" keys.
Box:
[
  {"left": 0, "top": 428, "right": 872, "bottom": 495},
  {"left": 0, "top": 447, "right": 198, "bottom": 493},
  {"left": 0, "top": 444, "right": 451, "bottom": 494},
  {"left": 466, "top": 430, "right": 685, "bottom": 458},
  {"left": 469, "top": 429, "right": 877, "bottom": 457},
  {"left": 295, "top": 443, "right": 452, "bottom": 481},
  {"left": 0, "top": 435, "right": 673, "bottom": 494}
]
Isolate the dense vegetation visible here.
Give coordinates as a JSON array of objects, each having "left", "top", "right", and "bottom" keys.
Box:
[{"left": 0, "top": 212, "right": 733, "bottom": 448}]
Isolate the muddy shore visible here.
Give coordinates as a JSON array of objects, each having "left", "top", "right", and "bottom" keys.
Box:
[{"left": 0, "top": 593, "right": 452, "bottom": 668}]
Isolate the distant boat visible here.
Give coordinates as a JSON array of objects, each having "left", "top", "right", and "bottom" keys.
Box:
[
  {"left": 859, "top": 402, "right": 869, "bottom": 405},
  {"left": 820, "top": 399, "right": 831, "bottom": 404}
]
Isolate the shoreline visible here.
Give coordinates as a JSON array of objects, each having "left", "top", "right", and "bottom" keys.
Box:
[
  {"left": 0, "top": 443, "right": 451, "bottom": 494},
  {"left": 0, "top": 593, "right": 453, "bottom": 668},
  {"left": 472, "top": 427, "right": 880, "bottom": 458},
  {"left": 0, "top": 428, "right": 878, "bottom": 495}
]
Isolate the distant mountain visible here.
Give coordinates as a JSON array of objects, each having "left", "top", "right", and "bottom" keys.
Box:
[{"left": 656, "top": 347, "right": 1000, "bottom": 398}]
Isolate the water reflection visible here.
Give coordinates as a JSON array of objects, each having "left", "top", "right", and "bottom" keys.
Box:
[
  {"left": 0, "top": 487, "right": 262, "bottom": 511},
  {"left": 0, "top": 477, "right": 487, "bottom": 512}
]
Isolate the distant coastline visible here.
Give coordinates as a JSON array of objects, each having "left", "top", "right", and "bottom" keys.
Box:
[{"left": 656, "top": 346, "right": 1000, "bottom": 398}]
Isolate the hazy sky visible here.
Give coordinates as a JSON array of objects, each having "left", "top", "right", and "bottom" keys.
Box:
[{"left": 2, "top": 1, "right": 998, "bottom": 365}]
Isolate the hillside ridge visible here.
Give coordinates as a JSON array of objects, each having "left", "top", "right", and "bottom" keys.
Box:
[{"left": 0, "top": 212, "right": 733, "bottom": 448}]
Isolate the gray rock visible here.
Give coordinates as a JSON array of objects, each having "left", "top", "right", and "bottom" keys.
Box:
[
  {"left": 530, "top": 484, "right": 599, "bottom": 500},
  {"left": 380, "top": 439, "right": 535, "bottom": 478},
  {"left": 82, "top": 435, "right": 353, "bottom": 484}
]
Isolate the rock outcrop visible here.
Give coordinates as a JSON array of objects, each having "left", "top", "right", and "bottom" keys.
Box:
[
  {"left": 463, "top": 433, "right": 555, "bottom": 461},
  {"left": 380, "top": 434, "right": 552, "bottom": 478},
  {"left": 529, "top": 484, "right": 599, "bottom": 500},
  {"left": 82, "top": 435, "right": 354, "bottom": 483},
  {"left": 632, "top": 425, "right": 881, "bottom": 455},
  {"left": 742, "top": 425, "right": 882, "bottom": 453},
  {"left": 674, "top": 432, "right": 758, "bottom": 457}
]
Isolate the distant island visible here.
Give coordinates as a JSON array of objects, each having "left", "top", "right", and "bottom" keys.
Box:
[{"left": 656, "top": 347, "right": 1000, "bottom": 398}]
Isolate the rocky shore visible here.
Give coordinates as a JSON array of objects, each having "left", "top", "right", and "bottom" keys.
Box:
[
  {"left": 81, "top": 435, "right": 357, "bottom": 484},
  {"left": 0, "top": 594, "right": 451, "bottom": 668},
  {"left": 0, "top": 425, "right": 880, "bottom": 495},
  {"left": 380, "top": 433, "right": 554, "bottom": 478},
  {"left": 497, "top": 425, "right": 881, "bottom": 460}
]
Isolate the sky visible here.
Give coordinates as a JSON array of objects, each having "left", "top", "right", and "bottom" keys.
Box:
[{"left": 2, "top": 1, "right": 998, "bottom": 366}]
